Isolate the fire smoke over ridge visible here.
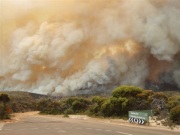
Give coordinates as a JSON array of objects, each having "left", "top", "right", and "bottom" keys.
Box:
[{"left": 0, "top": 0, "right": 180, "bottom": 96}]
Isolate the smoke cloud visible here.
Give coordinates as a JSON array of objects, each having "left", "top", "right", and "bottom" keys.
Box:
[{"left": 0, "top": 0, "right": 180, "bottom": 96}]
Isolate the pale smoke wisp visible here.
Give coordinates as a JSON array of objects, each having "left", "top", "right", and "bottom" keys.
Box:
[{"left": 0, "top": 0, "right": 180, "bottom": 96}]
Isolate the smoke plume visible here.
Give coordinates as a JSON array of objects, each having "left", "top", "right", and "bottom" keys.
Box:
[{"left": 0, "top": 0, "right": 180, "bottom": 96}]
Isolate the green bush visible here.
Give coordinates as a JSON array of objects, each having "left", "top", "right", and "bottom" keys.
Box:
[
  {"left": 37, "top": 98, "right": 52, "bottom": 112},
  {"left": 166, "top": 95, "right": 180, "bottom": 110},
  {"left": 100, "top": 99, "right": 113, "bottom": 117},
  {"left": 37, "top": 97, "right": 91, "bottom": 115},
  {"left": 89, "top": 103, "right": 100, "bottom": 115},
  {"left": 92, "top": 96, "right": 107, "bottom": 105},
  {"left": 170, "top": 105, "right": 180, "bottom": 124},
  {"left": 112, "top": 85, "right": 143, "bottom": 98},
  {"left": 111, "top": 86, "right": 152, "bottom": 111},
  {"left": 37, "top": 99, "right": 64, "bottom": 114},
  {"left": 100, "top": 97, "right": 128, "bottom": 117},
  {"left": 88, "top": 96, "right": 107, "bottom": 116},
  {"left": 64, "top": 108, "right": 74, "bottom": 114},
  {"left": 72, "top": 100, "right": 85, "bottom": 113}
]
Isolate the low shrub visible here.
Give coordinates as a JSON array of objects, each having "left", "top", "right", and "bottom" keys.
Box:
[{"left": 170, "top": 105, "right": 180, "bottom": 124}]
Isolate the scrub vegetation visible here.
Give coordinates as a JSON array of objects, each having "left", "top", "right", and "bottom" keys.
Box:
[{"left": 0, "top": 85, "right": 179, "bottom": 125}]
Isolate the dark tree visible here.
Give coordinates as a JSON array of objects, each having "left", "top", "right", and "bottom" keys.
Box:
[{"left": 0, "top": 94, "right": 10, "bottom": 103}]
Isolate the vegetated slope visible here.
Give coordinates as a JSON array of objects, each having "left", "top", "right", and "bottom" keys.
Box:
[{"left": 0, "top": 91, "right": 50, "bottom": 112}]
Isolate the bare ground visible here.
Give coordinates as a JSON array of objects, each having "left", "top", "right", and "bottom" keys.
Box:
[{"left": 0, "top": 111, "right": 179, "bottom": 132}]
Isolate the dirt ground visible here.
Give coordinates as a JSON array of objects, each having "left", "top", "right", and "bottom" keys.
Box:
[{"left": 0, "top": 111, "right": 179, "bottom": 132}]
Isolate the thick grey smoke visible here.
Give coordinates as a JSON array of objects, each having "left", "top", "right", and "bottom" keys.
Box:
[{"left": 0, "top": 0, "right": 180, "bottom": 96}]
